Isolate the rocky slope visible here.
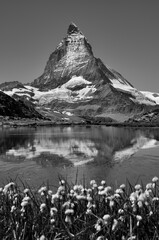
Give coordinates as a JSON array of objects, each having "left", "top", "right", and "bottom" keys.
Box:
[
  {"left": 126, "top": 108, "right": 159, "bottom": 126},
  {"left": 0, "top": 23, "right": 158, "bottom": 124},
  {"left": 0, "top": 91, "right": 43, "bottom": 119}
]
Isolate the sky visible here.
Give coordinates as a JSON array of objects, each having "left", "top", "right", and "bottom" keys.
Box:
[{"left": 0, "top": 0, "right": 159, "bottom": 92}]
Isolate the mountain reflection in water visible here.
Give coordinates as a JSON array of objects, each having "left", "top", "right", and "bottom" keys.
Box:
[{"left": 1, "top": 126, "right": 159, "bottom": 186}]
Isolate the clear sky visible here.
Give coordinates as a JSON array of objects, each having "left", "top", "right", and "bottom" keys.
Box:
[{"left": 0, "top": 0, "right": 159, "bottom": 92}]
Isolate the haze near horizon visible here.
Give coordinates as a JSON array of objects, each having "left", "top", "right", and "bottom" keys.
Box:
[{"left": 0, "top": 0, "right": 158, "bottom": 92}]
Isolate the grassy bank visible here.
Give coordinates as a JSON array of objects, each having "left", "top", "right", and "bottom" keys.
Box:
[{"left": 0, "top": 177, "right": 159, "bottom": 239}]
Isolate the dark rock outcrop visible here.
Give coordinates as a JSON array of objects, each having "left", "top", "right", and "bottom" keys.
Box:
[
  {"left": 0, "top": 91, "right": 42, "bottom": 119},
  {"left": 0, "top": 81, "right": 25, "bottom": 91}
]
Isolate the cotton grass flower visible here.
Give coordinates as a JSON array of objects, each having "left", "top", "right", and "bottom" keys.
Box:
[
  {"left": 103, "top": 214, "right": 111, "bottom": 222},
  {"left": 120, "top": 184, "right": 126, "bottom": 190},
  {"left": 104, "top": 186, "right": 112, "bottom": 195},
  {"left": 48, "top": 190, "right": 53, "bottom": 196},
  {"left": 65, "top": 209, "right": 74, "bottom": 215},
  {"left": 136, "top": 215, "right": 142, "bottom": 226},
  {"left": 86, "top": 209, "right": 92, "bottom": 214},
  {"left": 95, "top": 224, "right": 102, "bottom": 231},
  {"left": 90, "top": 180, "right": 96, "bottom": 185},
  {"left": 98, "top": 185, "right": 104, "bottom": 191},
  {"left": 96, "top": 236, "right": 105, "bottom": 240},
  {"left": 51, "top": 193, "right": 59, "bottom": 203},
  {"left": 11, "top": 205, "right": 16, "bottom": 213},
  {"left": 87, "top": 195, "right": 92, "bottom": 201},
  {"left": 101, "top": 180, "right": 106, "bottom": 186},
  {"left": 112, "top": 219, "right": 118, "bottom": 231},
  {"left": 118, "top": 209, "right": 124, "bottom": 214},
  {"left": 40, "top": 203, "right": 46, "bottom": 212},
  {"left": 130, "top": 192, "right": 138, "bottom": 202},
  {"left": 92, "top": 183, "right": 98, "bottom": 189},
  {"left": 70, "top": 189, "right": 74, "bottom": 195},
  {"left": 152, "top": 197, "right": 159, "bottom": 202},
  {"left": 138, "top": 193, "right": 146, "bottom": 202},
  {"left": 57, "top": 185, "right": 65, "bottom": 195},
  {"left": 114, "top": 193, "right": 121, "bottom": 198},
  {"left": 38, "top": 186, "right": 47, "bottom": 193},
  {"left": 22, "top": 196, "right": 30, "bottom": 202},
  {"left": 95, "top": 219, "right": 103, "bottom": 232},
  {"left": 24, "top": 188, "right": 29, "bottom": 194},
  {"left": 3, "top": 182, "right": 15, "bottom": 194},
  {"left": 21, "top": 201, "right": 28, "bottom": 207},
  {"left": 146, "top": 183, "right": 153, "bottom": 190},
  {"left": 137, "top": 201, "right": 143, "bottom": 208},
  {"left": 109, "top": 200, "right": 115, "bottom": 208},
  {"left": 115, "top": 188, "right": 124, "bottom": 195},
  {"left": 145, "top": 189, "right": 152, "bottom": 197},
  {"left": 152, "top": 176, "right": 159, "bottom": 183},
  {"left": 65, "top": 215, "right": 72, "bottom": 224},
  {"left": 73, "top": 185, "right": 83, "bottom": 192},
  {"left": 50, "top": 218, "right": 55, "bottom": 224},
  {"left": 59, "top": 179, "right": 65, "bottom": 186},
  {"left": 134, "top": 184, "right": 142, "bottom": 191},
  {"left": 76, "top": 195, "right": 86, "bottom": 200},
  {"left": 136, "top": 215, "right": 142, "bottom": 221},
  {"left": 50, "top": 207, "right": 58, "bottom": 217},
  {"left": 39, "top": 235, "right": 46, "bottom": 240}
]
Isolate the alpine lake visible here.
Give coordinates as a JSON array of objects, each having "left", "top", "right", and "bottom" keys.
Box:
[{"left": 0, "top": 125, "right": 159, "bottom": 188}]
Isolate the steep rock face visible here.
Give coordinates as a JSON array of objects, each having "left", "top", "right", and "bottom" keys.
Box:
[
  {"left": 0, "top": 91, "right": 42, "bottom": 119},
  {"left": 31, "top": 23, "right": 132, "bottom": 91},
  {"left": 126, "top": 108, "right": 159, "bottom": 125},
  {"left": 0, "top": 81, "right": 24, "bottom": 91}
]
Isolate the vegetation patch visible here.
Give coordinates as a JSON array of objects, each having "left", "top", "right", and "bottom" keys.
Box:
[{"left": 0, "top": 177, "right": 159, "bottom": 239}]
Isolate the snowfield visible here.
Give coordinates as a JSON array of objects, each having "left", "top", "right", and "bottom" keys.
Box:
[
  {"left": 62, "top": 76, "right": 92, "bottom": 89},
  {"left": 2, "top": 75, "right": 158, "bottom": 106},
  {"left": 110, "top": 79, "right": 156, "bottom": 105},
  {"left": 3, "top": 76, "right": 96, "bottom": 105},
  {"left": 141, "top": 91, "right": 159, "bottom": 105}
]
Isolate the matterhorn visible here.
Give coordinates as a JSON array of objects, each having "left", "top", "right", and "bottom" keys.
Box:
[{"left": 1, "top": 23, "right": 158, "bottom": 124}]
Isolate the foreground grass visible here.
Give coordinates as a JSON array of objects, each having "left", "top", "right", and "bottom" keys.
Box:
[{"left": 0, "top": 178, "right": 159, "bottom": 240}]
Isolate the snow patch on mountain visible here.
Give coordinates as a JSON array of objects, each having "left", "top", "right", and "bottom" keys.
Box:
[
  {"left": 23, "top": 76, "right": 96, "bottom": 105},
  {"left": 110, "top": 79, "right": 133, "bottom": 89},
  {"left": 141, "top": 91, "right": 159, "bottom": 105},
  {"left": 110, "top": 79, "right": 156, "bottom": 105},
  {"left": 62, "top": 111, "right": 73, "bottom": 116},
  {"left": 3, "top": 88, "right": 31, "bottom": 97},
  {"left": 37, "top": 85, "right": 96, "bottom": 105},
  {"left": 62, "top": 76, "right": 91, "bottom": 89}
]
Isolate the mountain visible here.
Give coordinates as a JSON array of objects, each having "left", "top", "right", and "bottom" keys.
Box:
[
  {"left": 126, "top": 108, "right": 159, "bottom": 126},
  {"left": 0, "top": 90, "right": 43, "bottom": 119},
  {"left": 0, "top": 23, "right": 158, "bottom": 124}
]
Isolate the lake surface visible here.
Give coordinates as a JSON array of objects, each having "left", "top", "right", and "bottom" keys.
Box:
[{"left": 0, "top": 125, "right": 159, "bottom": 188}]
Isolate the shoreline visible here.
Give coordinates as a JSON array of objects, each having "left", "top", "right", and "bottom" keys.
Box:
[{"left": 1, "top": 118, "right": 159, "bottom": 128}]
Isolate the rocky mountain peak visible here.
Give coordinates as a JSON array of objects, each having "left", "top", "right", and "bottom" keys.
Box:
[
  {"left": 67, "top": 22, "right": 81, "bottom": 35},
  {"left": 31, "top": 23, "right": 96, "bottom": 89}
]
